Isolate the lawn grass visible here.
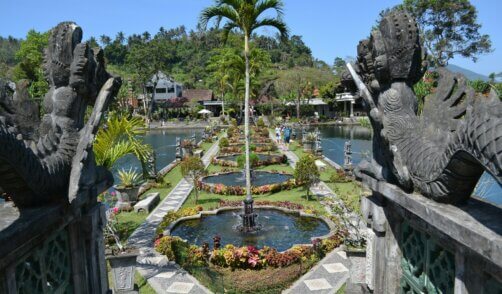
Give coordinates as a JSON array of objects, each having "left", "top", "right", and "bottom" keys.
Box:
[
  {"left": 115, "top": 145, "right": 209, "bottom": 241},
  {"left": 188, "top": 260, "right": 316, "bottom": 294},
  {"left": 289, "top": 141, "right": 365, "bottom": 214}
]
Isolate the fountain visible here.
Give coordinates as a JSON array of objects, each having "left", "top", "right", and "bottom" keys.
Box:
[
  {"left": 237, "top": 196, "right": 262, "bottom": 232},
  {"left": 168, "top": 208, "right": 333, "bottom": 251}
]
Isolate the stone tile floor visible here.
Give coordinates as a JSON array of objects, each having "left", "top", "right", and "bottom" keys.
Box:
[{"left": 284, "top": 249, "right": 351, "bottom": 294}]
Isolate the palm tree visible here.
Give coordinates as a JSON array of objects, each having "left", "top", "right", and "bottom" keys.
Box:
[
  {"left": 200, "top": 0, "right": 288, "bottom": 201},
  {"left": 94, "top": 113, "right": 152, "bottom": 177}
]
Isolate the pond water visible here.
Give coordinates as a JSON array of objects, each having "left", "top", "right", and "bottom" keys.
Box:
[
  {"left": 311, "top": 125, "right": 501, "bottom": 207},
  {"left": 201, "top": 171, "right": 293, "bottom": 187},
  {"left": 112, "top": 128, "right": 203, "bottom": 178},
  {"left": 170, "top": 209, "right": 330, "bottom": 252}
]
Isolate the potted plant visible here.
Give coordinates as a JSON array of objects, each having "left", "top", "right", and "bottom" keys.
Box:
[
  {"left": 116, "top": 168, "right": 142, "bottom": 203},
  {"left": 104, "top": 207, "right": 139, "bottom": 293},
  {"left": 303, "top": 132, "right": 317, "bottom": 152}
]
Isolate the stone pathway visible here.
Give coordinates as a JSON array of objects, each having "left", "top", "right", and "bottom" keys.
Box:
[
  {"left": 276, "top": 136, "right": 366, "bottom": 293},
  {"left": 128, "top": 140, "right": 219, "bottom": 294},
  {"left": 284, "top": 249, "right": 351, "bottom": 294}
]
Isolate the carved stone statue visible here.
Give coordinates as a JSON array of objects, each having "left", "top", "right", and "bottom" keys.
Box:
[
  {"left": 348, "top": 9, "right": 501, "bottom": 204},
  {"left": 0, "top": 22, "right": 121, "bottom": 208}
]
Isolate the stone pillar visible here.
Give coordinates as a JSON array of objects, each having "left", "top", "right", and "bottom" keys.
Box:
[
  {"left": 350, "top": 101, "right": 354, "bottom": 117},
  {"left": 82, "top": 203, "right": 109, "bottom": 294},
  {"left": 361, "top": 194, "right": 402, "bottom": 293}
]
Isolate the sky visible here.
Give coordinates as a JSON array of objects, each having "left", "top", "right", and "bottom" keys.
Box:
[{"left": 2, "top": 0, "right": 501, "bottom": 76}]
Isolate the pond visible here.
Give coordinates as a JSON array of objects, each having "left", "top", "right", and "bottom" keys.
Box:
[
  {"left": 311, "top": 125, "right": 501, "bottom": 207},
  {"left": 170, "top": 209, "right": 330, "bottom": 252},
  {"left": 201, "top": 171, "right": 293, "bottom": 188},
  {"left": 112, "top": 128, "right": 203, "bottom": 178}
]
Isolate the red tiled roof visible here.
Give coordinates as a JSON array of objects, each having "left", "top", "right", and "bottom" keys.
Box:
[{"left": 183, "top": 89, "right": 214, "bottom": 102}]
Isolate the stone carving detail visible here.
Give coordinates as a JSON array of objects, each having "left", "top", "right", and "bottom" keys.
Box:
[
  {"left": 348, "top": 9, "right": 501, "bottom": 203},
  {"left": 0, "top": 22, "right": 121, "bottom": 208}
]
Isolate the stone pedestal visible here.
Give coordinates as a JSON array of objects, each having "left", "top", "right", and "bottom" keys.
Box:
[
  {"left": 360, "top": 174, "right": 502, "bottom": 294},
  {"left": 0, "top": 201, "right": 109, "bottom": 293}
]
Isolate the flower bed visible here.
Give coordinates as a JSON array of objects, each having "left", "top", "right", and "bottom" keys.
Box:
[
  {"left": 154, "top": 230, "right": 346, "bottom": 270},
  {"left": 220, "top": 143, "right": 277, "bottom": 154},
  {"left": 218, "top": 199, "right": 305, "bottom": 211},
  {"left": 211, "top": 153, "right": 287, "bottom": 167},
  {"left": 197, "top": 171, "right": 296, "bottom": 195},
  {"left": 155, "top": 206, "right": 203, "bottom": 235}
]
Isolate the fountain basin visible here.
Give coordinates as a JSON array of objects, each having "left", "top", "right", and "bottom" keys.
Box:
[
  {"left": 212, "top": 153, "right": 287, "bottom": 167},
  {"left": 165, "top": 207, "right": 336, "bottom": 252},
  {"left": 198, "top": 171, "right": 295, "bottom": 195}
]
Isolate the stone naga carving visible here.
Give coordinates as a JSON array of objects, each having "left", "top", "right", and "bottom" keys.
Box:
[
  {"left": 0, "top": 22, "right": 121, "bottom": 208},
  {"left": 348, "top": 9, "right": 501, "bottom": 204}
]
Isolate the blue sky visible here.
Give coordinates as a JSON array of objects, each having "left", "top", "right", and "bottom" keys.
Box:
[{"left": 2, "top": 0, "right": 501, "bottom": 75}]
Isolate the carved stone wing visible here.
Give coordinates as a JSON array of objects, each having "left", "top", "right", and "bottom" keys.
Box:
[
  {"left": 68, "top": 77, "right": 121, "bottom": 205},
  {"left": 420, "top": 68, "right": 474, "bottom": 133}
]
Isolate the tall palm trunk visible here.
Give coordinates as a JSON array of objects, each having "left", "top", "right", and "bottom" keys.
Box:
[{"left": 244, "top": 34, "right": 252, "bottom": 201}]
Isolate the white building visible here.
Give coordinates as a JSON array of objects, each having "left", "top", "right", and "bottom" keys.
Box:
[{"left": 144, "top": 71, "right": 183, "bottom": 101}]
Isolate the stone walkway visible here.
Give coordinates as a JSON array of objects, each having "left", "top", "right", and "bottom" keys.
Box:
[
  {"left": 284, "top": 249, "right": 351, "bottom": 294},
  {"left": 128, "top": 140, "right": 219, "bottom": 294},
  {"left": 278, "top": 139, "right": 359, "bottom": 293}
]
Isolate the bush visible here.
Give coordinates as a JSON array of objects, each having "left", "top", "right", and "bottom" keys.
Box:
[
  {"left": 156, "top": 206, "right": 203, "bottom": 235},
  {"left": 330, "top": 169, "right": 351, "bottom": 183},
  {"left": 237, "top": 153, "right": 259, "bottom": 168},
  {"left": 219, "top": 137, "right": 229, "bottom": 148},
  {"left": 230, "top": 118, "right": 238, "bottom": 127},
  {"left": 256, "top": 117, "right": 265, "bottom": 127},
  {"left": 294, "top": 154, "right": 320, "bottom": 200},
  {"left": 470, "top": 79, "right": 491, "bottom": 94}
]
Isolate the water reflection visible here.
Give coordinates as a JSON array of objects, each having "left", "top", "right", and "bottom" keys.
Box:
[
  {"left": 313, "top": 125, "right": 501, "bottom": 206},
  {"left": 296, "top": 125, "right": 372, "bottom": 165},
  {"left": 112, "top": 128, "right": 203, "bottom": 179}
]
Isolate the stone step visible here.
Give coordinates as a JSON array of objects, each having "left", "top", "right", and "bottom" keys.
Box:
[{"left": 134, "top": 192, "right": 160, "bottom": 213}]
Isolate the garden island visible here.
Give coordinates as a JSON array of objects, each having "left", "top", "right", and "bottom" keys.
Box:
[{"left": 0, "top": 0, "right": 501, "bottom": 294}]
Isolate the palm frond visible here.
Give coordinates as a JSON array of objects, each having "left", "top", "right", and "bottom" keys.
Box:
[
  {"left": 221, "top": 22, "right": 240, "bottom": 43},
  {"left": 254, "top": 0, "right": 284, "bottom": 18},
  {"left": 252, "top": 17, "right": 289, "bottom": 39},
  {"left": 200, "top": 5, "right": 239, "bottom": 30},
  {"left": 216, "top": 0, "right": 243, "bottom": 10}
]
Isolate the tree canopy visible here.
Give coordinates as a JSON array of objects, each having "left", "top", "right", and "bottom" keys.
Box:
[{"left": 403, "top": 0, "right": 492, "bottom": 66}]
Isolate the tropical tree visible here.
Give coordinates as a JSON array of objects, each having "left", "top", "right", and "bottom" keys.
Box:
[
  {"left": 93, "top": 113, "right": 152, "bottom": 176},
  {"left": 275, "top": 66, "right": 334, "bottom": 118},
  {"left": 180, "top": 156, "right": 206, "bottom": 204},
  {"left": 403, "top": 0, "right": 492, "bottom": 66},
  {"left": 200, "top": 0, "right": 289, "bottom": 201},
  {"left": 294, "top": 154, "right": 320, "bottom": 201},
  {"left": 12, "top": 29, "right": 49, "bottom": 98},
  {"left": 126, "top": 39, "right": 173, "bottom": 119}
]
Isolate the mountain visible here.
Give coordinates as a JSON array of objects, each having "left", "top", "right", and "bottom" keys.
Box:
[{"left": 446, "top": 64, "right": 489, "bottom": 81}]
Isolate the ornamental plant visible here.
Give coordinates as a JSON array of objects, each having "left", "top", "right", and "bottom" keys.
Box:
[
  {"left": 294, "top": 154, "right": 320, "bottom": 201},
  {"left": 256, "top": 117, "right": 266, "bottom": 128},
  {"left": 219, "top": 137, "right": 229, "bottom": 148},
  {"left": 180, "top": 156, "right": 207, "bottom": 204},
  {"left": 237, "top": 152, "right": 259, "bottom": 168},
  {"left": 330, "top": 169, "right": 351, "bottom": 183},
  {"left": 156, "top": 206, "right": 203, "bottom": 235},
  {"left": 117, "top": 168, "right": 142, "bottom": 188}
]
